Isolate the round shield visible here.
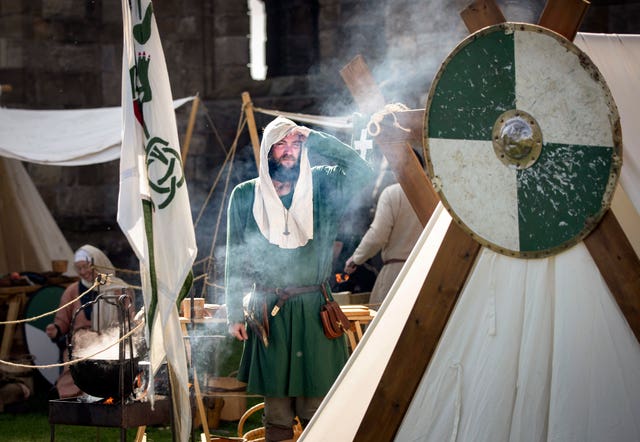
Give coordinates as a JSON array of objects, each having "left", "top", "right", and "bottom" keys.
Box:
[
  {"left": 24, "top": 285, "right": 65, "bottom": 385},
  {"left": 424, "top": 22, "right": 622, "bottom": 258}
]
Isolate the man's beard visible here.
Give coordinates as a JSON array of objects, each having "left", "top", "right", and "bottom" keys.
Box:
[{"left": 268, "top": 154, "right": 300, "bottom": 182}]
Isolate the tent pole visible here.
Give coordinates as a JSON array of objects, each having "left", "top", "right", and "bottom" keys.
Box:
[
  {"left": 180, "top": 95, "right": 200, "bottom": 163},
  {"left": 242, "top": 91, "right": 261, "bottom": 168}
]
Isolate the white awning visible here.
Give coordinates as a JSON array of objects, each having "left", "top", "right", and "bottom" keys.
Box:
[{"left": 0, "top": 96, "right": 194, "bottom": 166}]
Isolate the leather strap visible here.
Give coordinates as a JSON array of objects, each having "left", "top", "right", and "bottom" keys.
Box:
[{"left": 259, "top": 284, "right": 323, "bottom": 316}]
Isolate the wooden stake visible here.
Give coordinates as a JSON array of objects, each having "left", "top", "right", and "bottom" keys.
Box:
[
  {"left": 242, "top": 91, "right": 261, "bottom": 168},
  {"left": 181, "top": 95, "right": 200, "bottom": 162},
  {"left": 538, "top": 0, "right": 590, "bottom": 41},
  {"left": 460, "top": 0, "right": 506, "bottom": 34}
]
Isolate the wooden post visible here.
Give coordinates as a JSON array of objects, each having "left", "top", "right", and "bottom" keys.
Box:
[
  {"left": 180, "top": 321, "right": 211, "bottom": 441},
  {"left": 181, "top": 95, "right": 200, "bottom": 162},
  {"left": 460, "top": 0, "right": 506, "bottom": 34},
  {"left": 242, "top": 91, "right": 262, "bottom": 168},
  {"left": 538, "top": 0, "right": 590, "bottom": 41}
]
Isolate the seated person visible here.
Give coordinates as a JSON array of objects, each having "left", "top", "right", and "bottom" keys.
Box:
[{"left": 45, "top": 244, "right": 135, "bottom": 398}]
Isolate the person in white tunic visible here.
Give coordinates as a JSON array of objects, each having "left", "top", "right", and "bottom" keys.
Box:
[{"left": 344, "top": 181, "right": 422, "bottom": 307}]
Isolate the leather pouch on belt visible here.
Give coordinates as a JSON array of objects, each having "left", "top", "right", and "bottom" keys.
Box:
[{"left": 320, "top": 286, "right": 351, "bottom": 339}]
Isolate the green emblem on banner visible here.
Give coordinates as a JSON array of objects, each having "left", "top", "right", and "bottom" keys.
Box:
[{"left": 145, "top": 136, "right": 185, "bottom": 209}]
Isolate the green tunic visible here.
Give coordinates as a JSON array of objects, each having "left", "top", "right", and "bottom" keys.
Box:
[{"left": 225, "top": 131, "right": 373, "bottom": 397}]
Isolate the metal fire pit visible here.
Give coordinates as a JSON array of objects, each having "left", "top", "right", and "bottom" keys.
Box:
[{"left": 48, "top": 396, "right": 172, "bottom": 441}]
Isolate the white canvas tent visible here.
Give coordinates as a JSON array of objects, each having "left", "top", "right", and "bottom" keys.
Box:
[
  {"left": 0, "top": 97, "right": 193, "bottom": 275},
  {"left": 303, "top": 33, "right": 640, "bottom": 442}
]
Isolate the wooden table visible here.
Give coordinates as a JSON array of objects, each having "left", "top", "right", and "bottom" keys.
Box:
[
  {"left": 0, "top": 278, "right": 77, "bottom": 360},
  {"left": 0, "top": 285, "right": 39, "bottom": 359}
]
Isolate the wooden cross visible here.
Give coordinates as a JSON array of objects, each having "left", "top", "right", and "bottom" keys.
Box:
[{"left": 340, "top": 1, "right": 640, "bottom": 440}]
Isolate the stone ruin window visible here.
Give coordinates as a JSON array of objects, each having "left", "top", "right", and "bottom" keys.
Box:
[{"left": 248, "top": 0, "right": 320, "bottom": 80}]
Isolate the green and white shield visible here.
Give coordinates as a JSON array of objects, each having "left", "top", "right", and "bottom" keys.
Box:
[{"left": 424, "top": 23, "right": 622, "bottom": 258}]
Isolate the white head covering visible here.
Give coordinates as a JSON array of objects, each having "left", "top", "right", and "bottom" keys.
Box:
[
  {"left": 74, "top": 244, "right": 130, "bottom": 289},
  {"left": 252, "top": 116, "right": 314, "bottom": 249},
  {"left": 74, "top": 244, "right": 132, "bottom": 329}
]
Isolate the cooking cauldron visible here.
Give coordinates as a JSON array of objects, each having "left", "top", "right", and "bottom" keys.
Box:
[
  {"left": 69, "top": 356, "right": 140, "bottom": 399},
  {"left": 68, "top": 292, "right": 140, "bottom": 399}
]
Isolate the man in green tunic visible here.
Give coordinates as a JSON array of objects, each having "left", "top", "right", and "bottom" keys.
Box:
[{"left": 225, "top": 116, "right": 373, "bottom": 441}]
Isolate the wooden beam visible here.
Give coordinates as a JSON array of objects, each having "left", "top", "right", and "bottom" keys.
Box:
[
  {"left": 538, "top": 0, "right": 590, "bottom": 42},
  {"left": 460, "top": 0, "right": 506, "bottom": 34},
  {"left": 584, "top": 210, "right": 640, "bottom": 343},
  {"left": 355, "top": 222, "right": 481, "bottom": 441},
  {"left": 241, "top": 91, "right": 261, "bottom": 168},
  {"left": 340, "top": 55, "right": 386, "bottom": 115}
]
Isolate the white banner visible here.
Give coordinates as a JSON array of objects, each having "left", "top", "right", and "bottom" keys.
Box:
[{"left": 118, "top": 1, "right": 197, "bottom": 440}]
